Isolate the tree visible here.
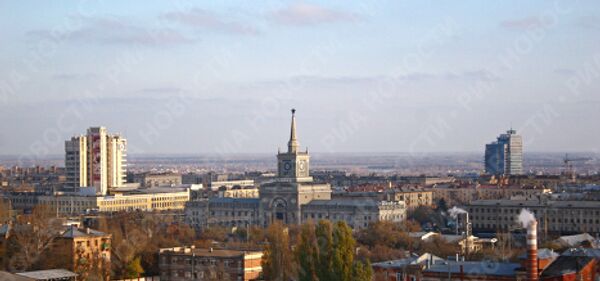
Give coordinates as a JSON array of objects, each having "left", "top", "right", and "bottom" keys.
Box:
[
  {"left": 409, "top": 206, "right": 445, "bottom": 229},
  {"left": 124, "top": 257, "right": 144, "bottom": 278},
  {"left": 404, "top": 220, "right": 422, "bottom": 232},
  {"left": 352, "top": 259, "right": 373, "bottom": 281},
  {"left": 0, "top": 198, "right": 11, "bottom": 224},
  {"left": 356, "top": 221, "right": 412, "bottom": 250},
  {"left": 315, "top": 220, "right": 334, "bottom": 281},
  {"left": 199, "top": 226, "right": 228, "bottom": 242},
  {"left": 418, "top": 236, "right": 457, "bottom": 258},
  {"left": 332, "top": 221, "right": 355, "bottom": 281},
  {"left": 291, "top": 220, "right": 374, "bottom": 281},
  {"left": 295, "top": 222, "right": 319, "bottom": 281},
  {"left": 261, "top": 222, "right": 295, "bottom": 281},
  {"left": 7, "top": 204, "right": 63, "bottom": 271}
]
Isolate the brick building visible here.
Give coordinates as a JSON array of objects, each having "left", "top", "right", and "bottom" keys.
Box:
[{"left": 159, "top": 246, "right": 262, "bottom": 281}]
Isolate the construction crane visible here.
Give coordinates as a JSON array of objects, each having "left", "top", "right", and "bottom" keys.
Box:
[{"left": 563, "top": 154, "right": 592, "bottom": 180}]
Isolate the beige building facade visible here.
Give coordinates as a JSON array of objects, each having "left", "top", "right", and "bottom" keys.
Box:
[
  {"left": 65, "top": 127, "right": 126, "bottom": 195},
  {"left": 467, "top": 199, "right": 600, "bottom": 234},
  {"left": 36, "top": 188, "right": 190, "bottom": 215}
]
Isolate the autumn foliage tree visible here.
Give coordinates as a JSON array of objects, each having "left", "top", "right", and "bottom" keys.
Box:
[
  {"left": 94, "top": 211, "right": 196, "bottom": 278},
  {"left": 262, "top": 222, "right": 295, "bottom": 281},
  {"left": 294, "top": 220, "right": 372, "bottom": 281}
]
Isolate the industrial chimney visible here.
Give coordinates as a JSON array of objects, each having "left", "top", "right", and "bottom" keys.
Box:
[{"left": 526, "top": 219, "right": 538, "bottom": 281}]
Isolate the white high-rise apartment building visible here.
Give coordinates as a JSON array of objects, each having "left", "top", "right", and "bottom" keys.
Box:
[{"left": 65, "top": 127, "right": 127, "bottom": 195}]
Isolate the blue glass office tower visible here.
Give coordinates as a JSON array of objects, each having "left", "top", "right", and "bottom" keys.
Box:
[{"left": 484, "top": 129, "right": 523, "bottom": 175}]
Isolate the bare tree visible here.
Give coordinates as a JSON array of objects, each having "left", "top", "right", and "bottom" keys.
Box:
[{"left": 7, "top": 205, "right": 63, "bottom": 271}]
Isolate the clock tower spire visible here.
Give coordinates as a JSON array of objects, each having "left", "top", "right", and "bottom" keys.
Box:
[{"left": 288, "top": 108, "right": 299, "bottom": 153}]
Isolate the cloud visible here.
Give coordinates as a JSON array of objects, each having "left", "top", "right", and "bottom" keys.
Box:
[
  {"left": 162, "top": 8, "right": 258, "bottom": 35},
  {"left": 28, "top": 15, "right": 193, "bottom": 46},
  {"left": 140, "top": 87, "right": 184, "bottom": 94},
  {"left": 138, "top": 87, "right": 186, "bottom": 98},
  {"left": 576, "top": 15, "right": 600, "bottom": 30},
  {"left": 500, "top": 17, "right": 546, "bottom": 30},
  {"left": 255, "top": 70, "right": 497, "bottom": 87},
  {"left": 553, "top": 68, "right": 576, "bottom": 76},
  {"left": 52, "top": 73, "right": 97, "bottom": 80},
  {"left": 446, "top": 70, "right": 498, "bottom": 82},
  {"left": 269, "top": 2, "right": 360, "bottom": 26}
]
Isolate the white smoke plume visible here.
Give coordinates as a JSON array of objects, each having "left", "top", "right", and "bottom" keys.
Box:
[
  {"left": 448, "top": 206, "right": 467, "bottom": 218},
  {"left": 518, "top": 209, "right": 536, "bottom": 228}
]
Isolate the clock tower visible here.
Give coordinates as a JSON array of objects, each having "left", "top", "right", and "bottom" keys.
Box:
[
  {"left": 260, "top": 109, "right": 330, "bottom": 226},
  {"left": 277, "top": 109, "right": 311, "bottom": 181}
]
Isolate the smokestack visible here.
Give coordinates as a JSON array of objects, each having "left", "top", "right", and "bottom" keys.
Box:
[
  {"left": 465, "top": 213, "right": 471, "bottom": 256},
  {"left": 526, "top": 219, "right": 538, "bottom": 281}
]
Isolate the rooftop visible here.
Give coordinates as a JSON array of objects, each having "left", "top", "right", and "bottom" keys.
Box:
[
  {"left": 555, "top": 233, "right": 596, "bottom": 247},
  {"left": 373, "top": 253, "right": 444, "bottom": 269},
  {"left": 160, "top": 247, "right": 262, "bottom": 258},
  {"left": 425, "top": 260, "right": 520, "bottom": 276},
  {"left": 0, "top": 271, "right": 31, "bottom": 281},
  {"left": 468, "top": 199, "right": 600, "bottom": 208},
  {"left": 305, "top": 199, "right": 401, "bottom": 207},
  {"left": 61, "top": 226, "right": 108, "bottom": 238},
  {"left": 16, "top": 269, "right": 77, "bottom": 280},
  {"left": 562, "top": 248, "right": 600, "bottom": 258},
  {"left": 541, "top": 256, "right": 595, "bottom": 277}
]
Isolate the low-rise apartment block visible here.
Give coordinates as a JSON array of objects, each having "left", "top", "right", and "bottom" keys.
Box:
[{"left": 159, "top": 246, "right": 262, "bottom": 281}]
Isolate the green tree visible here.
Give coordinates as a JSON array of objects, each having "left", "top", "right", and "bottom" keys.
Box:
[
  {"left": 262, "top": 222, "right": 295, "bottom": 281},
  {"left": 315, "top": 220, "right": 334, "bottom": 281},
  {"left": 295, "top": 222, "right": 319, "bottom": 281},
  {"left": 352, "top": 260, "right": 373, "bottom": 281},
  {"left": 124, "top": 257, "right": 144, "bottom": 278},
  {"left": 331, "top": 221, "right": 355, "bottom": 281}
]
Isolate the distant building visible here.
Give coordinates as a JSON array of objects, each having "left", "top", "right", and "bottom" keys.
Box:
[
  {"left": 485, "top": 129, "right": 523, "bottom": 176},
  {"left": 467, "top": 199, "right": 600, "bottom": 234},
  {"left": 208, "top": 179, "right": 255, "bottom": 190},
  {"left": 333, "top": 187, "right": 432, "bottom": 210},
  {"left": 399, "top": 176, "right": 456, "bottom": 185},
  {"left": 159, "top": 246, "right": 263, "bottom": 281},
  {"left": 130, "top": 172, "right": 182, "bottom": 188},
  {"left": 7, "top": 187, "right": 191, "bottom": 215},
  {"left": 301, "top": 200, "right": 405, "bottom": 229},
  {"left": 182, "top": 173, "right": 203, "bottom": 185},
  {"left": 65, "top": 127, "right": 127, "bottom": 195}
]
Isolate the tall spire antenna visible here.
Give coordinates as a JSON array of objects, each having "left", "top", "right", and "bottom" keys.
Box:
[{"left": 288, "top": 108, "right": 299, "bottom": 153}]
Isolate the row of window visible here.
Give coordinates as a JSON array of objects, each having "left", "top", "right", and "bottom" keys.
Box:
[{"left": 210, "top": 210, "right": 256, "bottom": 217}]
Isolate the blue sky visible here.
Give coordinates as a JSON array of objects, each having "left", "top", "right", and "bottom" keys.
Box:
[{"left": 1, "top": 0, "right": 599, "bottom": 157}]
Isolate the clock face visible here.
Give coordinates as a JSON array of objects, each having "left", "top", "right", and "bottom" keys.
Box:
[
  {"left": 283, "top": 161, "right": 292, "bottom": 172},
  {"left": 298, "top": 160, "right": 306, "bottom": 171}
]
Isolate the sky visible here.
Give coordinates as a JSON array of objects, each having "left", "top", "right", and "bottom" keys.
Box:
[{"left": 1, "top": 0, "right": 599, "bottom": 158}]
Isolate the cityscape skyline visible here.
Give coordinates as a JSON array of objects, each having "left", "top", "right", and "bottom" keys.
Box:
[
  {"left": 3, "top": 2, "right": 600, "bottom": 281},
  {"left": 1, "top": 1, "right": 600, "bottom": 155}
]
